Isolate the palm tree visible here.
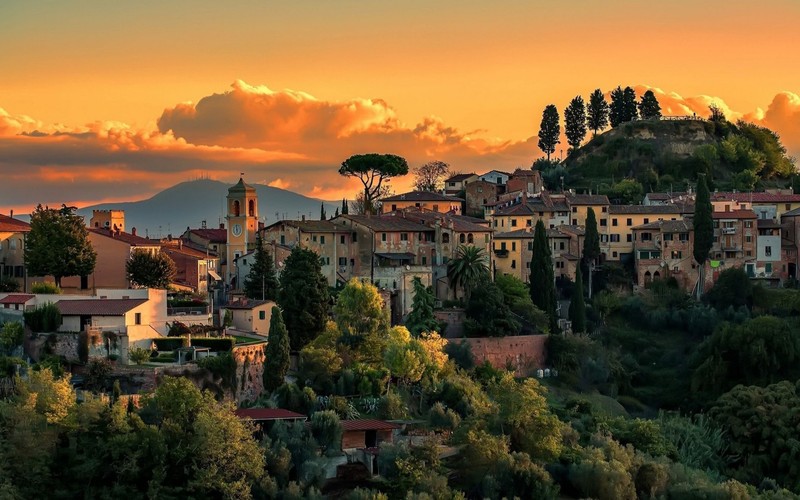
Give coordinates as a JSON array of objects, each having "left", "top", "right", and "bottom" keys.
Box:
[{"left": 447, "top": 245, "right": 489, "bottom": 300}]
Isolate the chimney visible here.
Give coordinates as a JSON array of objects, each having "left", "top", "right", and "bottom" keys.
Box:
[
  {"left": 219, "top": 223, "right": 225, "bottom": 229},
  {"left": 131, "top": 227, "right": 137, "bottom": 236}
]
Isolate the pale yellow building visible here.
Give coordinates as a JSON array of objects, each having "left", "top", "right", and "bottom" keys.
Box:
[
  {"left": 603, "top": 204, "right": 683, "bottom": 261},
  {"left": 492, "top": 226, "right": 583, "bottom": 283},
  {"left": 380, "top": 191, "right": 463, "bottom": 215},
  {"left": 0, "top": 213, "right": 30, "bottom": 291},
  {"left": 566, "top": 193, "right": 610, "bottom": 227},
  {"left": 226, "top": 178, "right": 261, "bottom": 287}
]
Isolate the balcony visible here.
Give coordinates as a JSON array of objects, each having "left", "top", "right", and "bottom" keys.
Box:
[{"left": 493, "top": 248, "right": 509, "bottom": 258}]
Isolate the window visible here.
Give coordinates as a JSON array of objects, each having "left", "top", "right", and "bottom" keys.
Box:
[
  {"left": 641, "top": 233, "right": 652, "bottom": 241},
  {"left": 511, "top": 219, "right": 517, "bottom": 227},
  {"left": 599, "top": 219, "right": 607, "bottom": 227},
  {"left": 679, "top": 233, "right": 689, "bottom": 241},
  {"left": 233, "top": 200, "right": 240, "bottom": 216},
  {"left": 766, "top": 246, "right": 772, "bottom": 257},
  {"left": 352, "top": 232, "right": 357, "bottom": 242},
  {"left": 746, "top": 250, "right": 752, "bottom": 257},
  {"left": 485, "top": 235, "right": 490, "bottom": 243},
  {"left": 559, "top": 242, "right": 565, "bottom": 250},
  {"left": 766, "top": 263, "right": 773, "bottom": 273},
  {"left": 350, "top": 258, "right": 355, "bottom": 266},
  {"left": 512, "top": 242, "right": 516, "bottom": 251},
  {"left": 572, "top": 207, "right": 577, "bottom": 213},
  {"left": 528, "top": 242, "right": 533, "bottom": 250},
  {"left": 643, "top": 218, "right": 649, "bottom": 224},
  {"left": 135, "top": 313, "right": 141, "bottom": 325},
  {"left": 746, "top": 235, "right": 752, "bottom": 242},
  {"left": 391, "top": 204, "right": 397, "bottom": 211},
  {"left": 501, "top": 242, "right": 507, "bottom": 250},
  {"left": 664, "top": 233, "right": 673, "bottom": 240},
  {"left": 786, "top": 204, "right": 792, "bottom": 211},
  {"left": 494, "top": 220, "right": 498, "bottom": 227},
  {"left": 280, "top": 235, "right": 285, "bottom": 245},
  {"left": 259, "top": 310, "right": 266, "bottom": 320},
  {"left": 422, "top": 256, "right": 427, "bottom": 265},
  {"left": 602, "top": 206, "right": 607, "bottom": 213},
  {"left": 526, "top": 220, "right": 532, "bottom": 227},
  {"left": 611, "top": 234, "right": 620, "bottom": 242},
  {"left": 627, "top": 218, "right": 633, "bottom": 226},
  {"left": 572, "top": 219, "right": 577, "bottom": 225},
  {"left": 442, "top": 233, "right": 450, "bottom": 243},
  {"left": 468, "top": 234, "right": 474, "bottom": 244},
  {"left": 626, "top": 234, "right": 632, "bottom": 242},
  {"left": 340, "top": 235, "right": 346, "bottom": 244},
  {"left": 612, "top": 218, "right": 618, "bottom": 226},
  {"left": 511, "top": 260, "right": 516, "bottom": 269},
  {"left": 612, "top": 252, "right": 618, "bottom": 258},
  {"left": 320, "top": 235, "right": 325, "bottom": 244},
  {"left": 744, "top": 221, "right": 753, "bottom": 228},
  {"left": 249, "top": 199, "right": 255, "bottom": 216},
  {"left": 671, "top": 250, "right": 682, "bottom": 259},
  {"left": 459, "top": 234, "right": 466, "bottom": 243},
  {"left": 401, "top": 233, "right": 408, "bottom": 241},
  {"left": 433, "top": 204, "right": 439, "bottom": 212},
  {"left": 382, "top": 233, "right": 387, "bottom": 242}
]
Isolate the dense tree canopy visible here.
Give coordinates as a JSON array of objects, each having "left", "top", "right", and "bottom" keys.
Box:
[
  {"left": 464, "top": 281, "right": 520, "bottom": 337},
  {"left": 339, "top": 154, "right": 409, "bottom": 215},
  {"left": 278, "top": 247, "right": 330, "bottom": 351},
  {"left": 447, "top": 245, "right": 489, "bottom": 300},
  {"left": 25, "top": 204, "right": 97, "bottom": 287},
  {"left": 405, "top": 277, "right": 439, "bottom": 336},
  {"left": 264, "top": 306, "right": 290, "bottom": 392},
  {"left": 126, "top": 249, "right": 176, "bottom": 289},
  {"left": 638, "top": 90, "right": 662, "bottom": 120}
]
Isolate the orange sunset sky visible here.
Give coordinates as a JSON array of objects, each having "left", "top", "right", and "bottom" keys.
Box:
[{"left": 1, "top": 0, "right": 799, "bottom": 214}]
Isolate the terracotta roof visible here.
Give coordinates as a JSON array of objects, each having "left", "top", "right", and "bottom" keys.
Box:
[
  {"left": 186, "top": 228, "right": 227, "bottom": 243},
  {"left": 494, "top": 203, "right": 536, "bottom": 216},
  {"left": 646, "top": 192, "right": 689, "bottom": 201},
  {"left": 340, "top": 419, "right": 401, "bottom": 432},
  {"left": 567, "top": 193, "right": 610, "bottom": 205},
  {"left": 266, "top": 219, "right": 351, "bottom": 233},
  {"left": 445, "top": 173, "right": 477, "bottom": 182},
  {"left": 162, "top": 244, "right": 214, "bottom": 259},
  {"left": 633, "top": 220, "right": 693, "bottom": 232},
  {"left": 783, "top": 207, "right": 800, "bottom": 218},
  {"left": 510, "top": 168, "right": 540, "bottom": 177},
  {"left": 0, "top": 294, "right": 34, "bottom": 305},
  {"left": 389, "top": 210, "right": 492, "bottom": 233},
  {"left": 235, "top": 408, "right": 306, "bottom": 421},
  {"left": 608, "top": 204, "right": 681, "bottom": 215},
  {"left": 712, "top": 192, "right": 800, "bottom": 203},
  {"left": 55, "top": 298, "right": 147, "bottom": 316},
  {"left": 224, "top": 299, "right": 272, "bottom": 310},
  {"left": 493, "top": 229, "right": 534, "bottom": 239},
  {"left": 340, "top": 215, "right": 434, "bottom": 232},
  {"left": 382, "top": 191, "right": 464, "bottom": 202},
  {"left": 0, "top": 214, "right": 31, "bottom": 233},
  {"left": 712, "top": 210, "right": 757, "bottom": 219},
  {"left": 90, "top": 228, "right": 158, "bottom": 247}
]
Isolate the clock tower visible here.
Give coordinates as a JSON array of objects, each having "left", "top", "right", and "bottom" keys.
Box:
[{"left": 226, "top": 176, "right": 259, "bottom": 288}]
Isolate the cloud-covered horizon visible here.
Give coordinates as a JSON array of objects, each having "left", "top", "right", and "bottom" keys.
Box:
[{"left": 0, "top": 81, "right": 798, "bottom": 214}]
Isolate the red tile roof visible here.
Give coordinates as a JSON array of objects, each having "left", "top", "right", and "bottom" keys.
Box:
[
  {"left": 712, "top": 192, "right": 800, "bottom": 203},
  {"left": 0, "top": 294, "right": 34, "bottom": 305},
  {"left": 382, "top": 191, "right": 464, "bottom": 202},
  {"left": 187, "top": 228, "right": 228, "bottom": 243},
  {"left": 445, "top": 173, "right": 477, "bottom": 182},
  {"left": 712, "top": 210, "right": 757, "bottom": 219},
  {"left": 340, "top": 419, "right": 401, "bottom": 432},
  {"left": 235, "top": 408, "right": 307, "bottom": 421},
  {"left": 55, "top": 299, "right": 147, "bottom": 316},
  {"left": 224, "top": 299, "right": 273, "bottom": 310},
  {"left": 0, "top": 214, "right": 31, "bottom": 233},
  {"left": 90, "top": 228, "right": 158, "bottom": 247}
]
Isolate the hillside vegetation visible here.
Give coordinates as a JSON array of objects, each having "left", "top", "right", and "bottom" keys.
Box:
[{"left": 557, "top": 117, "right": 796, "bottom": 198}]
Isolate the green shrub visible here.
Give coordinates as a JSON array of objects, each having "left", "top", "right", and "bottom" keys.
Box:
[
  {"left": 0, "top": 322, "right": 24, "bottom": 351},
  {"left": 379, "top": 389, "right": 408, "bottom": 420},
  {"left": 0, "top": 276, "right": 20, "bottom": 292},
  {"left": 310, "top": 410, "right": 342, "bottom": 456},
  {"left": 128, "top": 346, "right": 152, "bottom": 365},
  {"left": 0, "top": 356, "right": 25, "bottom": 377},
  {"left": 197, "top": 352, "right": 236, "bottom": 387},
  {"left": 31, "top": 281, "right": 62, "bottom": 294},
  {"left": 23, "top": 303, "right": 62, "bottom": 333}
]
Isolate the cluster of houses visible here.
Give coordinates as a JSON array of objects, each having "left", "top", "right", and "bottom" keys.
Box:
[{"left": 4, "top": 173, "right": 800, "bottom": 339}]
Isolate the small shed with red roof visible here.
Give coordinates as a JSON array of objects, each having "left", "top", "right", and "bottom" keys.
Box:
[{"left": 340, "top": 419, "right": 401, "bottom": 450}]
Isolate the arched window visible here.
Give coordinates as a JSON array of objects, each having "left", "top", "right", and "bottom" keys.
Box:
[
  {"left": 442, "top": 233, "right": 450, "bottom": 244},
  {"left": 233, "top": 200, "right": 240, "bottom": 216},
  {"left": 467, "top": 233, "right": 474, "bottom": 244},
  {"left": 459, "top": 234, "right": 465, "bottom": 244},
  {"left": 248, "top": 199, "right": 255, "bottom": 216}
]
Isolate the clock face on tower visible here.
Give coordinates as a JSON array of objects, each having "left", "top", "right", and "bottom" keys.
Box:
[{"left": 232, "top": 224, "right": 242, "bottom": 237}]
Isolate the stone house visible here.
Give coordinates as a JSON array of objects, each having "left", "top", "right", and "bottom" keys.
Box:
[
  {"left": 465, "top": 180, "right": 504, "bottom": 218},
  {"left": 444, "top": 173, "right": 478, "bottom": 196},
  {"left": 631, "top": 219, "right": 694, "bottom": 289},
  {"left": 220, "top": 299, "right": 276, "bottom": 335},
  {"left": 506, "top": 168, "right": 543, "bottom": 195},
  {"left": 603, "top": 204, "right": 683, "bottom": 262},
  {"left": 0, "top": 213, "right": 31, "bottom": 291},
  {"left": 380, "top": 191, "right": 464, "bottom": 215}
]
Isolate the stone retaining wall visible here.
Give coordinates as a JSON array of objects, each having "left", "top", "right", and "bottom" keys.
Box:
[{"left": 450, "top": 334, "right": 548, "bottom": 376}]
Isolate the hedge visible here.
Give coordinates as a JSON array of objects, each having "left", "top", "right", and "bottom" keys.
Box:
[{"left": 153, "top": 337, "right": 185, "bottom": 351}]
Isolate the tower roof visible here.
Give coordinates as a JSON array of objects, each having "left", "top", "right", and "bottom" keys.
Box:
[{"left": 227, "top": 177, "right": 256, "bottom": 196}]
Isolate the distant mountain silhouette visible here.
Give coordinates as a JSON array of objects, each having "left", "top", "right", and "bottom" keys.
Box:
[{"left": 77, "top": 179, "right": 338, "bottom": 238}]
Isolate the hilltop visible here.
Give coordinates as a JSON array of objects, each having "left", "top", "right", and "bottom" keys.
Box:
[
  {"left": 558, "top": 117, "right": 796, "bottom": 197},
  {"left": 76, "top": 179, "right": 337, "bottom": 237}
]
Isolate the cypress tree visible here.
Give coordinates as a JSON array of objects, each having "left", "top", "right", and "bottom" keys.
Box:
[
  {"left": 586, "top": 88, "right": 610, "bottom": 137},
  {"left": 537, "top": 104, "right": 561, "bottom": 161},
  {"left": 609, "top": 86, "right": 625, "bottom": 127},
  {"left": 693, "top": 175, "right": 713, "bottom": 300},
  {"left": 243, "top": 233, "right": 279, "bottom": 301},
  {"left": 278, "top": 247, "right": 330, "bottom": 350},
  {"left": 622, "top": 86, "right": 639, "bottom": 122},
  {"left": 582, "top": 207, "right": 601, "bottom": 298},
  {"left": 530, "top": 220, "right": 558, "bottom": 333},
  {"left": 564, "top": 95, "right": 587, "bottom": 151},
  {"left": 342, "top": 198, "right": 349, "bottom": 215},
  {"left": 320, "top": 203, "right": 326, "bottom": 220},
  {"left": 569, "top": 266, "right": 586, "bottom": 334},
  {"left": 263, "top": 306, "right": 290, "bottom": 392},
  {"left": 405, "top": 276, "right": 439, "bottom": 336},
  {"left": 639, "top": 90, "right": 662, "bottom": 120}
]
